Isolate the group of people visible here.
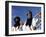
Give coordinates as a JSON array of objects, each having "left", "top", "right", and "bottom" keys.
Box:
[{"left": 12, "top": 11, "right": 41, "bottom": 31}]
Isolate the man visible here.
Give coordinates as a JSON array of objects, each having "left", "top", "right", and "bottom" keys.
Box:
[
  {"left": 23, "top": 11, "right": 32, "bottom": 31},
  {"left": 35, "top": 12, "right": 41, "bottom": 30},
  {"left": 26, "top": 11, "right": 32, "bottom": 30},
  {"left": 12, "top": 16, "right": 23, "bottom": 31}
]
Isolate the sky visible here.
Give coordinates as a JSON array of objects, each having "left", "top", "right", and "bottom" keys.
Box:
[{"left": 12, "top": 6, "right": 41, "bottom": 25}]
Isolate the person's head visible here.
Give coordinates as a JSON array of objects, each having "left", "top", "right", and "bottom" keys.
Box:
[
  {"left": 14, "top": 16, "right": 20, "bottom": 23},
  {"left": 38, "top": 12, "right": 41, "bottom": 17},
  {"left": 26, "top": 11, "right": 32, "bottom": 19}
]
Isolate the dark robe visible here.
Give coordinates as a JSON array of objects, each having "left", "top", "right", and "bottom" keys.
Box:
[
  {"left": 26, "top": 18, "right": 32, "bottom": 27},
  {"left": 14, "top": 22, "right": 20, "bottom": 29}
]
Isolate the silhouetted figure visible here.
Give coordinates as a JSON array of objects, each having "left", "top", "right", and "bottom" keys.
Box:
[
  {"left": 26, "top": 11, "right": 32, "bottom": 29},
  {"left": 14, "top": 16, "right": 20, "bottom": 29}
]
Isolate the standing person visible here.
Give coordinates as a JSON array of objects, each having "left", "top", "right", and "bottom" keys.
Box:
[
  {"left": 26, "top": 11, "right": 32, "bottom": 29},
  {"left": 35, "top": 12, "right": 41, "bottom": 30},
  {"left": 14, "top": 16, "right": 21, "bottom": 31},
  {"left": 12, "top": 16, "right": 23, "bottom": 31},
  {"left": 23, "top": 11, "right": 32, "bottom": 31}
]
